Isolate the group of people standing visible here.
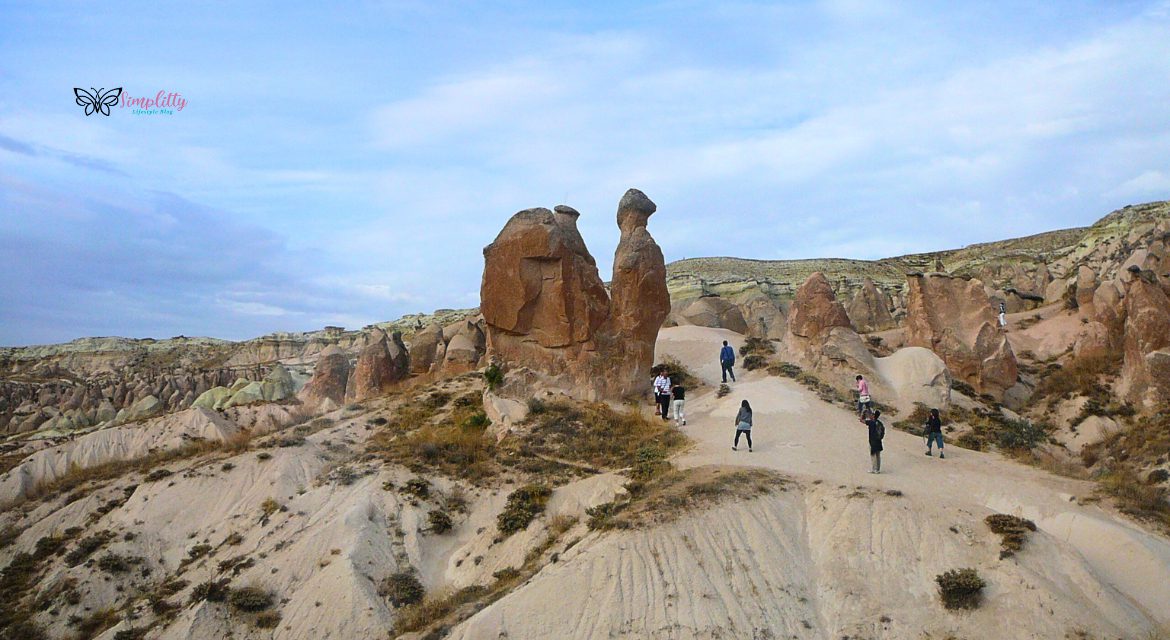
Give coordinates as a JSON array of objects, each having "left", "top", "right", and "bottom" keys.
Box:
[{"left": 653, "top": 342, "right": 947, "bottom": 474}]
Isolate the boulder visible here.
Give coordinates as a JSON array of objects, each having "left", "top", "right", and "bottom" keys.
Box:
[
  {"left": 224, "top": 381, "right": 266, "bottom": 408},
  {"left": 1076, "top": 265, "right": 1098, "bottom": 309},
  {"left": 480, "top": 189, "right": 669, "bottom": 400},
  {"left": 192, "top": 386, "right": 232, "bottom": 410},
  {"left": 678, "top": 296, "right": 749, "bottom": 333},
  {"left": 298, "top": 346, "right": 350, "bottom": 410},
  {"left": 409, "top": 324, "right": 445, "bottom": 374},
  {"left": 124, "top": 395, "right": 164, "bottom": 422},
  {"left": 263, "top": 363, "right": 296, "bottom": 401},
  {"left": 787, "top": 272, "right": 852, "bottom": 340},
  {"left": 846, "top": 277, "right": 895, "bottom": 333},
  {"left": 904, "top": 273, "right": 1018, "bottom": 399},
  {"left": 1121, "top": 269, "right": 1170, "bottom": 407}
]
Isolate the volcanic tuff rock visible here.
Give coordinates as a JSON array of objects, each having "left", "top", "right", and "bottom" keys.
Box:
[
  {"left": 408, "top": 323, "right": 445, "bottom": 374},
  {"left": 905, "top": 273, "right": 1018, "bottom": 399},
  {"left": 347, "top": 329, "right": 409, "bottom": 402},
  {"left": 1119, "top": 269, "right": 1170, "bottom": 408},
  {"left": 845, "top": 277, "right": 895, "bottom": 333},
  {"left": 298, "top": 345, "right": 350, "bottom": 410},
  {"left": 675, "top": 296, "right": 750, "bottom": 334},
  {"left": 480, "top": 189, "right": 669, "bottom": 400}
]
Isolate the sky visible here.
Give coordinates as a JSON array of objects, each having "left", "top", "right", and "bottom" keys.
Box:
[{"left": 1, "top": 0, "right": 1169, "bottom": 346}]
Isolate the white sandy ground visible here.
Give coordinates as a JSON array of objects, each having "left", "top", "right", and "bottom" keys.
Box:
[
  {"left": 447, "top": 326, "right": 1170, "bottom": 639},
  {"left": 2, "top": 326, "right": 1169, "bottom": 639}
]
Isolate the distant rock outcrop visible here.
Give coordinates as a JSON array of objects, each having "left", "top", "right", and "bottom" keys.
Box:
[
  {"left": 347, "top": 329, "right": 409, "bottom": 402},
  {"left": 298, "top": 346, "right": 350, "bottom": 411},
  {"left": 905, "top": 273, "right": 1018, "bottom": 399},
  {"left": 409, "top": 324, "right": 445, "bottom": 374},
  {"left": 845, "top": 277, "right": 895, "bottom": 333},
  {"left": 480, "top": 189, "right": 669, "bottom": 400}
]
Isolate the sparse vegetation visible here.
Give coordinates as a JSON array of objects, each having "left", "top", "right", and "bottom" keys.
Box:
[
  {"left": 228, "top": 585, "right": 274, "bottom": 612},
  {"left": 191, "top": 578, "right": 231, "bottom": 603},
  {"left": 483, "top": 363, "right": 504, "bottom": 390},
  {"left": 404, "top": 478, "right": 430, "bottom": 498},
  {"left": 1096, "top": 465, "right": 1170, "bottom": 527},
  {"left": 380, "top": 572, "right": 425, "bottom": 607},
  {"left": 65, "top": 530, "right": 115, "bottom": 566},
  {"left": 497, "top": 484, "right": 552, "bottom": 535},
  {"left": 96, "top": 552, "right": 133, "bottom": 573},
  {"left": 255, "top": 611, "right": 282, "bottom": 628},
  {"left": 739, "top": 336, "right": 776, "bottom": 357},
  {"left": 936, "top": 568, "right": 986, "bottom": 610},
  {"left": 653, "top": 356, "right": 703, "bottom": 390},
  {"left": 68, "top": 608, "right": 121, "bottom": 638},
  {"left": 716, "top": 384, "right": 731, "bottom": 398},
  {"left": 428, "top": 509, "right": 454, "bottom": 534},
  {"left": 985, "top": 513, "right": 1037, "bottom": 558},
  {"left": 742, "top": 354, "right": 767, "bottom": 370},
  {"left": 368, "top": 389, "right": 496, "bottom": 481},
  {"left": 587, "top": 467, "right": 784, "bottom": 531}
]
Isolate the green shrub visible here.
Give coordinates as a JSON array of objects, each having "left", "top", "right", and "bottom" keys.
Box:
[
  {"left": 739, "top": 337, "right": 776, "bottom": 356},
  {"left": 630, "top": 446, "right": 670, "bottom": 481},
  {"left": 228, "top": 586, "right": 273, "bottom": 612},
  {"left": 483, "top": 363, "right": 504, "bottom": 390},
  {"left": 64, "top": 530, "right": 115, "bottom": 566},
  {"left": 96, "top": 553, "right": 131, "bottom": 573},
  {"left": 586, "top": 502, "right": 628, "bottom": 531},
  {"left": 716, "top": 384, "right": 731, "bottom": 398},
  {"left": 380, "top": 572, "right": 425, "bottom": 607},
  {"left": 935, "top": 568, "right": 986, "bottom": 610},
  {"left": 996, "top": 419, "right": 1047, "bottom": 451},
  {"left": 497, "top": 484, "right": 552, "bottom": 535},
  {"left": 527, "top": 397, "right": 547, "bottom": 414},
  {"left": 428, "top": 510, "right": 453, "bottom": 534},
  {"left": 404, "top": 478, "right": 430, "bottom": 498},
  {"left": 766, "top": 362, "right": 802, "bottom": 378}
]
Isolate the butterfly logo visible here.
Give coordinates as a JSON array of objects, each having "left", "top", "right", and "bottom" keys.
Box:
[{"left": 74, "top": 87, "right": 122, "bottom": 116}]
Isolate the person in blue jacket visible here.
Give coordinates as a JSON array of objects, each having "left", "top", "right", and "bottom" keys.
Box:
[{"left": 719, "top": 340, "right": 736, "bottom": 383}]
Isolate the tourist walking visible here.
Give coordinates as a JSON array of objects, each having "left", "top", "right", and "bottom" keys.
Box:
[
  {"left": 998, "top": 302, "right": 1007, "bottom": 329},
  {"left": 924, "top": 408, "right": 944, "bottom": 458},
  {"left": 732, "top": 399, "right": 753, "bottom": 452},
  {"left": 671, "top": 381, "right": 686, "bottom": 426},
  {"left": 856, "top": 375, "right": 872, "bottom": 417},
  {"left": 720, "top": 340, "right": 736, "bottom": 383},
  {"left": 864, "top": 409, "right": 885, "bottom": 473},
  {"left": 653, "top": 370, "right": 672, "bottom": 421}
]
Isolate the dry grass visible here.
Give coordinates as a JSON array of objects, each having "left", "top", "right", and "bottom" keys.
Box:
[
  {"left": 367, "top": 388, "right": 496, "bottom": 481},
  {"left": 1096, "top": 465, "right": 1170, "bottom": 528},
  {"left": 505, "top": 400, "right": 688, "bottom": 477},
  {"left": 1033, "top": 355, "right": 1120, "bottom": 404},
  {"left": 653, "top": 356, "right": 704, "bottom": 390},
  {"left": 936, "top": 568, "right": 986, "bottom": 610},
  {"left": 587, "top": 466, "right": 785, "bottom": 531}
]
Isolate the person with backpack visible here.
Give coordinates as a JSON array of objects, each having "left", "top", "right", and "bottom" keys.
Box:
[
  {"left": 732, "top": 399, "right": 752, "bottom": 451},
  {"left": 864, "top": 409, "right": 885, "bottom": 473},
  {"left": 856, "top": 374, "right": 872, "bottom": 418},
  {"left": 924, "top": 408, "right": 944, "bottom": 458},
  {"left": 720, "top": 340, "right": 736, "bottom": 383},
  {"left": 652, "top": 370, "right": 672, "bottom": 421},
  {"left": 671, "top": 381, "right": 686, "bottom": 426}
]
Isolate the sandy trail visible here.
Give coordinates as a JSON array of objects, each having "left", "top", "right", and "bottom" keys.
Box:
[{"left": 656, "top": 325, "right": 1170, "bottom": 627}]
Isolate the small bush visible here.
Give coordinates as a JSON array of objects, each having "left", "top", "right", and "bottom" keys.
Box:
[
  {"left": 64, "top": 530, "right": 115, "bottom": 566},
  {"left": 497, "top": 484, "right": 552, "bottom": 535},
  {"left": 996, "top": 419, "right": 1047, "bottom": 451},
  {"left": 224, "top": 532, "right": 244, "bottom": 545},
  {"left": 380, "top": 572, "right": 425, "bottom": 607},
  {"left": 69, "top": 609, "right": 120, "bottom": 637},
  {"left": 742, "top": 354, "right": 767, "bottom": 370},
  {"left": 739, "top": 337, "right": 776, "bottom": 356},
  {"left": 404, "top": 478, "right": 430, "bottom": 498},
  {"left": 221, "top": 463, "right": 235, "bottom": 472},
  {"left": 228, "top": 586, "right": 273, "bottom": 612},
  {"left": 766, "top": 362, "right": 803, "bottom": 378},
  {"left": 716, "top": 384, "right": 731, "bottom": 398},
  {"left": 260, "top": 498, "right": 280, "bottom": 518},
  {"left": 255, "top": 611, "right": 282, "bottom": 628},
  {"left": 985, "top": 513, "right": 1036, "bottom": 558},
  {"left": 144, "top": 469, "right": 173, "bottom": 482},
  {"left": 483, "top": 363, "right": 504, "bottom": 390},
  {"left": 935, "top": 568, "right": 986, "bottom": 610},
  {"left": 428, "top": 510, "right": 454, "bottom": 534},
  {"left": 586, "top": 502, "right": 629, "bottom": 531},
  {"left": 114, "top": 628, "right": 147, "bottom": 640},
  {"left": 256, "top": 452, "right": 273, "bottom": 461},
  {"left": 527, "top": 397, "right": 548, "bottom": 414},
  {"left": 630, "top": 445, "right": 670, "bottom": 481},
  {"left": 190, "top": 579, "right": 230, "bottom": 603},
  {"left": 96, "top": 553, "right": 132, "bottom": 573}
]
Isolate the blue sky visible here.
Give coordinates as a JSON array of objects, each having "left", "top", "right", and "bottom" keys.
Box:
[{"left": 1, "top": 0, "right": 1169, "bottom": 346}]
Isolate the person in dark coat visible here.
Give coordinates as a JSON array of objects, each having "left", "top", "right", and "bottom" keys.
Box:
[
  {"left": 865, "top": 409, "right": 885, "bottom": 473},
  {"left": 924, "top": 408, "right": 944, "bottom": 458}
]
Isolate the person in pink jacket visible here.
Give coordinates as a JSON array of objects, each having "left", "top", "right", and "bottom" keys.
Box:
[{"left": 856, "top": 374, "right": 872, "bottom": 418}]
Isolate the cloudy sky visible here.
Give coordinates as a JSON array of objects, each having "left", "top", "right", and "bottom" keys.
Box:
[{"left": 1, "top": 1, "right": 1169, "bottom": 346}]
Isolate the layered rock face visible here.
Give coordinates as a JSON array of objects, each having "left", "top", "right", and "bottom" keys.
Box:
[
  {"left": 845, "top": 277, "right": 895, "bottom": 333},
  {"left": 905, "top": 273, "right": 1018, "bottom": 399},
  {"left": 480, "top": 189, "right": 669, "bottom": 399}
]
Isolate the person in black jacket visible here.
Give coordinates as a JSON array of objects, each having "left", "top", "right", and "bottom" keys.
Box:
[
  {"left": 864, "top": 409, "right": 885, "bottom": 473},
  {"left": 924, "top": 408, "right": 944, "bottom": 458},
  {"left": 671, "top": 382, "right": 686, "bottom": 426}
]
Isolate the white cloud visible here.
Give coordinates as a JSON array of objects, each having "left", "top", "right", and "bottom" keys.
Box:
[{"left": 1107, "top": 170, "right": 1170, "bottom": 198}]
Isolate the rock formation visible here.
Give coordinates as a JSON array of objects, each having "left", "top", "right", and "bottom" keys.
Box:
[
  {"left": 347, "top": 329, "right": 409, "bottom": 402},
  {"left": 677, "top": 296, "right": 749, "bottom": 334},
  {"left": 298, "top": 346, "right": 350, "bottom": 411},
  {"left": 409, "top": 324, "right": 445, "bottom": 374},
  {"left": 845, "top": 277, "right": 895, "bottom": 333},
  {"left": 904, "top": 273, "right": 1018, "bottom": 399},
  {"left": 1120, "top": 268, "right": 1170, "bottom": 408},
  {"left": 480, "top": 189, "right": 669, "bottom": 400}
]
